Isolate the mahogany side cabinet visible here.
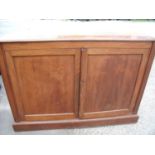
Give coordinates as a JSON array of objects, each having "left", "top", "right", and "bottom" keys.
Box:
[{"left": 0, "top": 41, "right": 154, "bottom": 131}]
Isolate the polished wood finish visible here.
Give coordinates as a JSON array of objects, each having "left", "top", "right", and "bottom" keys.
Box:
[
  {"left": 5, "top": 48, "right": 81, "bottom": 121},
  {"left": 0, "top": 41, "right": 154, "bottom": 131},
  {"left": 133, "top": 42, "right": 155, "bottom": 113},
  {"left": 3, "top": 41, "right": 152, "bottom": 50},
  {"left": 13, "top": 114, "right": 138, "bottom": 131},
  {"left": 80, "top": 48, "right": 150, "bottom": 119},
  {"left": 0, "top": 45, "right": 19, "bottom": 121}
]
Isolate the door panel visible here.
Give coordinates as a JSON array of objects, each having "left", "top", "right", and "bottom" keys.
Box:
[
  {"left": 5, "top": 49, "right": 80, "bottom": 121},
  {"left": 80, "top": 48, "right": 150, "bottom": 119}
]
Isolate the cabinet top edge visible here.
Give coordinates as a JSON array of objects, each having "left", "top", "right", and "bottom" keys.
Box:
[
  {"left": 0, "top": 20, "right": 155, "bottom": 42},
  {"left": 2, "top": 42, "right": 152, "bottom": 50}
]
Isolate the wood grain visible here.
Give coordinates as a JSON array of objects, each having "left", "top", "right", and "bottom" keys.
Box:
[
  {"left": 1, "top": 41, "right": 154, "bottom": 131},
  {"left": 80, "top": 48, "right": 151, "bottom": 119},
  {"left": 3, "top": 41, "right": 152, "bottom": 50},
  {"left": 133, "top": 42, "right": 155, "bottom": 113},
  {"left": 13, "top": 114, "right": 139, "bottom": 131},
  {"left": 5, "top": 48, "right": 81, "bottom": 121},
  {"left": 0, "top": 44, "right": 20, "bottom": 121}
]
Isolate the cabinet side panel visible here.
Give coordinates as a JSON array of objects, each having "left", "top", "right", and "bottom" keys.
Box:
[
  {"left": 0, "top": 44, "right": 20, "bottom": 121},
  {"left": 133, "top": 42, "right": 155, "bottom": 113}
]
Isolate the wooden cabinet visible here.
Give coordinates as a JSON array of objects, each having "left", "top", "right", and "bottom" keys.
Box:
[{"left": 0, "top": 42, "right": 154, "bottom": 131}]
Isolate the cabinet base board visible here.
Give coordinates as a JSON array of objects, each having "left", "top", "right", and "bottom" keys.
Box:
[{"left": 13, "top": 114, "right": 138, "bottom": 131}]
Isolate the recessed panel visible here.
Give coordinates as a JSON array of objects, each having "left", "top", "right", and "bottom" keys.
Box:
[
  {"left": 14, "top": 55, "right": 75, "bottom": 115},
  {"left": 84, "top": 54, "right": 142, "bottom": 113}
]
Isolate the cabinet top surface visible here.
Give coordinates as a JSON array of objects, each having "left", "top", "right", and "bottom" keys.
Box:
[{"left": 0, "top": 20, "right": 155, "bottom": 42}]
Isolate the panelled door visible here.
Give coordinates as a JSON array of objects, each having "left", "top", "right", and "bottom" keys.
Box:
[
  {"left": 79, "top": 48, "right": 150, "bottom": 119},
  {"left": 5, "top": 48, "right": 81, "bottom": 121}
]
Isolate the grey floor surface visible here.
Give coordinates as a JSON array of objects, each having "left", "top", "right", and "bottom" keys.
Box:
[{"left": 0, "top": 60, "right": 155, "bottom": 135}]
